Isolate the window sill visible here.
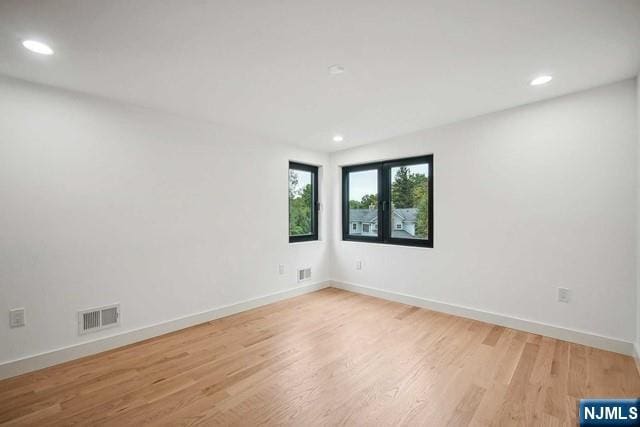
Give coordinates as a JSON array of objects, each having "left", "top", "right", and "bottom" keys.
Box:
[
  {"left": 340, "top": 239, "right": 432, "bottom": 250},
  {"left": 289, "top": 239, "right": 324, "bottom": 246}
]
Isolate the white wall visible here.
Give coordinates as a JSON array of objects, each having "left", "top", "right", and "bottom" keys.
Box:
[
  {"left": 330, "top": 79, "right": 637, "bottom": 344},
  {"left": 0, "top": 75, "right": 330, "bottom": 365}
]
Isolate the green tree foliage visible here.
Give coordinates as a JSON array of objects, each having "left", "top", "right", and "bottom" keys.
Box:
[
  {"left": 391, "top": 166, "right": 415, "bottom": 208},
  {"left": 391, "top": 167, "right": 429, "bottom": 238},
  {"left": 349, "top": 193, "right": 378, "bottom": 209},
  {"left": 360, "top": 193, "right": 378, "bottom": 209},
  {"left": 414, "top": 175, "right": 428, "bottom": 238},
  {"left": 289, "top": 170, "right": 313, "bottom": 236}
]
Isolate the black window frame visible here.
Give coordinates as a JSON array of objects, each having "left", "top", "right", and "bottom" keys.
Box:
[
  {"left": 289, "top": 161, "right": 319, "bottom": 243},
  {"left": 342, "top": 155, "right": 433, "bottom": 248}
]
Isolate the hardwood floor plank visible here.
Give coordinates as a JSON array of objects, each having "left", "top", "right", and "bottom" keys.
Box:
[
  {"left": 447, "top": 384, "right": 486, "bottom": 426},
  {"left": 482, "top": 326, "right": 505, "bottom": 347},
  {"left": 0, "top": 288, "right": 638, "bottom": 426}
]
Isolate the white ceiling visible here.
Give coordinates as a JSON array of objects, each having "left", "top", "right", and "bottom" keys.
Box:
[{"left": 1, "top": 0, "right": 639, "bottom": 152}]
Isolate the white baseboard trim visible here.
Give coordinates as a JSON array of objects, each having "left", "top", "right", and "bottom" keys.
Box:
[
  {"left": 331, "top": 280, "right": 634, "bottom": 356},
  {"left": 0, "top": 280, "right": 330, "bottom": 381}
]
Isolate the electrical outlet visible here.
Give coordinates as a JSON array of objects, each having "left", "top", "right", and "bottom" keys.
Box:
[
  {"left": 9, "top": 308, "right": 25, "bottom": 328},
  {"left": 558, "top": 287, "right": 570, "bottom": 303},
  {"left": 278, "top": 264, "right": 285, "bottom": 275},
  {"left": 356, "top": 260, "right": 362, "bottom": 270}
]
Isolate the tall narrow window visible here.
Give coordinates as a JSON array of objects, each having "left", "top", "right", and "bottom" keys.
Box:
[
  {"left": 289, "top": 162, "right": 319, "bottom": 242},
  {"left": 344, "top": 166, "right": 380, "bottom": 241},
  {"left": 342, "top": 155, "right": 433, "bottom": 247}
]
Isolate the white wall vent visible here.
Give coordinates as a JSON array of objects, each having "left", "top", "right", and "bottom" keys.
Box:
[
  {"left": 78, "top": 304, "right": 120, "bottom": 335},
  {"left": 297, "top": 267, "right": 311, "bottom": 283}
]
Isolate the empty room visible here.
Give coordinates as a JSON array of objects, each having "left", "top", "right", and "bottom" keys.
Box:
[{"left": 1, "top": 0, "right": 640, "bottom": 425}]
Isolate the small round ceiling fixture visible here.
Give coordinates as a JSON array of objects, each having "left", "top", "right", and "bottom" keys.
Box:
[
  {"left": 328, "top": 64, "right": 345, "bottom": 75},
  {"left": 530, "top": 75, "right": 552, "bottom": 86},
  {"left": 333, "top": 134, "right": 344, "bottom": 142},
  {"left": 22, "top": 40, "right": 54, "bottom": 55}
]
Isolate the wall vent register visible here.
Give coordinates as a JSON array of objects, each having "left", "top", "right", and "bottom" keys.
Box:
[
  {"left": 297, "top": 267, "right": 312, "bottom": 282},
  {"left": 78, "top": 304, "right": 120, "bottom": 335}
]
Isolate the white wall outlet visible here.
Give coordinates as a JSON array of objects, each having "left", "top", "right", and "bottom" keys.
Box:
[
  {"left": 356, "top": 260, "right": 362, "bottom": 270},
  {"left": 278, "top": 264, "right": 285, "bottom": 275},
  {"left": 558, "top": 287, "right": 570, "bottom": 303},
  {"left": 9, "top": 308, "right": 25, "bottom": 328}
]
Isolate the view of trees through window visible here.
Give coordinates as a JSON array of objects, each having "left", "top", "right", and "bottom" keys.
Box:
[
  {"left": 347, "top": 165, "right": 428, "bottom": 240},
  {"left": 289, "top": 167, "right": 315, "bottom": 238},
  {"left": 347, "top": 169, "right": 378, "bottom": 236},
  {"left": 390, "top": 164, "right": 428, "bottom": 239},
  {"left": 343, "top": 156, "right": 432, "bottom": 247}
]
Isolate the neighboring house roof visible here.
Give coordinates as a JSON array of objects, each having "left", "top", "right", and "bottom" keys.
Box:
[
  {"left": 394, "top": 208, "right": 417, "bottom": 222},
  {"left": 349, "top": 209, "right": 378, "bottom": 222},
  {"left": 349, "top": 208, "right": 418, "bottom": 222}
]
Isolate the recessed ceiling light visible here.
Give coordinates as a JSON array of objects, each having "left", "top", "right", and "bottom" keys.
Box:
[
  {"left": 530, "top": 75, "right": 552, "bottom": 86},
  {"left": 22, "top": 40, "right": 54, "bottom": 55},
  {"left": 333, "top": 134, "right": 344, "bottom": 142},
  {"left": 328, "top": 64, "right": 345, "bottom": 75}
]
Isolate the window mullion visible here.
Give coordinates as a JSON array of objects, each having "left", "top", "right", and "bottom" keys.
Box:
[{"left": 380, "top": 164, "right": 389, "bottom": 243}]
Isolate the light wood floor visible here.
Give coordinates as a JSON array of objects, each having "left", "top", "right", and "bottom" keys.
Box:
[{"left": 1, "top": 288, "right": 639, "bottom": 426}]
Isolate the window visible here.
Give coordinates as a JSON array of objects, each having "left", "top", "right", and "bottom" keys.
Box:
[
  {"left": 344, "top": 167, "right": 378, "bottom": 239},
  {"left": 342, "top": 155, "right": 433, "bottom": 247},
  {"left": 289, "top": 162, "right": 319, "bottom": 242}
]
